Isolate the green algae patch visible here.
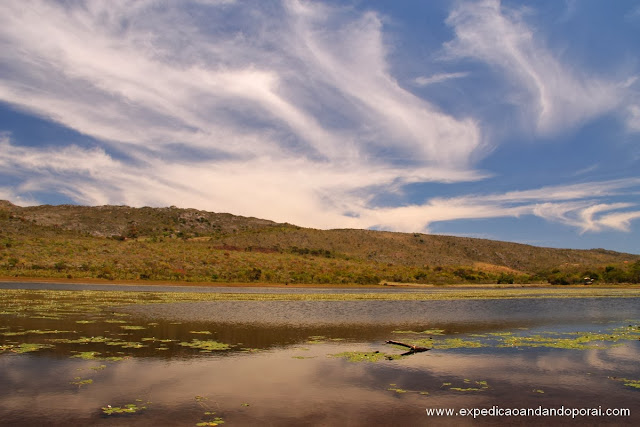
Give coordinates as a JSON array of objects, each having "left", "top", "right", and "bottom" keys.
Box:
[
  {"left": 101, "top": 400, "right": 151, "bottom": 415},
  {"left": 497, "top": 327, "right": 640, "bottom": 350},
  {"left": 330, "top": 351, "right": 401, "bottom": 362},
  {"left": 8, "top": 343, "right": 54, "bottom": 353},
  {"left": 110, "top": 342, "right": 148, "bottom": 349},
  {"left": 141, "top": 337, "right": 175, "bottom": 343},
  {"left": 387, "top": 384, "right": 429, "bottom": 395},
  {"left": 610, "top": 377, "right": 640, "bottom": 390},
  {"left": 70, "top": 377, "right": 93, "bottom": 387},
  {"left": 178, "top": 339, "right": 231, "bottom": 352},
  {"left": 120, "top": 325, "right": 146, "bottom": 330},
  {"left": 442, "top": 380, "right": 490, "bottom": 392},
  {"left": 412, "top": 337, "right": 487, "bottom": 350},
  {"left": 190, "top": 331, "right": 212, "bottom": 335},
  {"left": 196, "top": 420, "right": 225, "bottom": 426},
  {"left": 2, "top": 329, "right": 73, "bottom": 336},
  {"left": 70, "top": 351, "right": 126, "bottom": 361},
  {"left": 50, "top": 336, "right": 120, "bottom": 344}
]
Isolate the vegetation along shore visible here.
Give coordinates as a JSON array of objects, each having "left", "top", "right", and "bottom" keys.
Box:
[{"left": 1, "top": 200, "right": 639, "bottom": 286}]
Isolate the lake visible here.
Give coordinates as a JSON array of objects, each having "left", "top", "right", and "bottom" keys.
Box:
[{"left": 1, "top": 283, "right": 639, "bottom": 425}]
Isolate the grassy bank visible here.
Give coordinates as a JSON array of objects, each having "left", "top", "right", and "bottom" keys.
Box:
[{"left": 2, "top": 201, "right": 639, "bottom": 286}]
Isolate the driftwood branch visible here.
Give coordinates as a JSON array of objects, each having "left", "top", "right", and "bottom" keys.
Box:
[{"left": 385, "top": 340, "right": 430, "bottom": 356}]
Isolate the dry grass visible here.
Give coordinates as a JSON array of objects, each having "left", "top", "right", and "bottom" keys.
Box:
[{"left": 1, "top": 200, "right": 638, "bottom": 285}]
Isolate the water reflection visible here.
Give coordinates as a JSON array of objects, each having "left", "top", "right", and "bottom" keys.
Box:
[{"left": 1, "top": 289, "right": 639, "bottom": 426}]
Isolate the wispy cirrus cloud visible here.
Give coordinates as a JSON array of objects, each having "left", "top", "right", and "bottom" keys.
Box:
[
  {"left": 444, "top": 0, "right": 626, "bottom": 135},
  {"left": 0, "top": 0, "right": 484, "bottom": 215},
  {"left": 3, "top": 135, "right": 639, "bottom": 234},
  {"left": 414, "top": 72, "right": 469, "bottom": 87},
  {"left": 357, "top": 179, "right": 640, "bottom": 234},
  {"left": 0, "top": 0, "right": 638, "bottom": 247}
]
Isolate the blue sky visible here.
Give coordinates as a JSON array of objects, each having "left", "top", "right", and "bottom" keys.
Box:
[{"left": 0, "top": 0, "right": 639, "bottom": 254}]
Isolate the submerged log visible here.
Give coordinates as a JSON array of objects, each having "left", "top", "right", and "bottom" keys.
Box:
[{"left": 385, "top": 340, "right": 430, "bottom": 355}]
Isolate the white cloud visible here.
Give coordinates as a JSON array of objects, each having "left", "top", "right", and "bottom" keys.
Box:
[
  {"left": 3, "top": 136, "right": 639, "bottom": 234},
  {"left": 414, "top": 72, "right": 469, "bottom": 86},
  {"left": 0, "top": 1, "right": 638, "bottom": 241},
  {"left": 627, "top": 105, "right": 640, "bottom": 132},
  {"left": 353, "top": 179, "right": 640, "bottom": 233},
  {"left": 0, "top": 0, "right": 492, "bottom": 229},
  {"left": 444, "top": 0, "right": 623, "bottom": 135}
]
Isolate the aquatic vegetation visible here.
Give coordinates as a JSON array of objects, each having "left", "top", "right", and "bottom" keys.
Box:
[
  {"left": 71, "top": 351, "right": 102, "bottom": 360},
  {"left": 306, "top": 335, "right": 346, "bottom": 344},
  {"left": 306, "top": 335, "right": 327, "bottom": 344},
  {"left": 70, "top": 377, "right": 93, "bottom": 387},
  {"left": 50, "top": 336, "right": 119, "bottom": 344},
  {"left": 104, "top": 319, "right": 128, "bottom": 324},
  {"left": 101, "top": 400, "right": 151, "bottom": 415},
  {"left": 190, "top": 331, "right": 212, "bottom": 335},
  {"left": 497, "top": 328, "right": 640, "bottom": 350},
  {"left": 331, "top": 351, "right": 402, "bottom": 362},
  {"left": 179, "top": 339, "right": 231, "bottom": 352},
  {"left": 90, "top": 365, "right": 107, "bottom": 371},
  {"left": 412, "top": 337, "right": 488, "bottom": 349},
  {"left": 2, "top": 329, "right": 72, "bottom": 336},
  {"left": 120, "top": 325, "right": 146, "bottom": 330},
  {"left": 533, "top": 389, "right": 545, "bottom": 394},
  {"left": 70, "top": 351, "right": 126, "bottom": 361},
  {"left": 403, "top": 323, "right": 640, "bottom": 351},
  {"left": 442, "top": 380, "right": 490, "bottom": 392},
  {"left": 196, "top": 419, "right": 225, "bottom": 426},
  {"left": 609, "top": 377, "right": 640, "bottom": 390},
  {"left": 291, "top": 356, "right": 315, "bottom": 359},
  {"left": 75, "top": 320, "right": 96, "bottom": 324},
  {"left": 387, "top": 384, "right": 429, "bottom": 395},
  {"left": 194, "top": 396, "right": 225, "bottom": 425},
  {"left": 141, "top": 337, "right": 175, "bottom": 343},
  {"left": 8, "top": 343, "right": 54, "bottom": 353},
  {"left": 111, "top": 342, "right": 148, "bottom": 349}
]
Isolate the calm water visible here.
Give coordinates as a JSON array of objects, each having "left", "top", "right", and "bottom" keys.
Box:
[{"left": 1, "top": 284, "right": 639, "bottom": 426}]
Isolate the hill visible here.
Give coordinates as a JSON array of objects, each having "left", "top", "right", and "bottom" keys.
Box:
[{"left": 1, "top": 200, "right": 638, "bottom": 285}]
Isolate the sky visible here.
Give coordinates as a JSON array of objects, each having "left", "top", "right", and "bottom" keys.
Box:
[{"left": 0, "top": 0, "right": 639, "bottom": 254}]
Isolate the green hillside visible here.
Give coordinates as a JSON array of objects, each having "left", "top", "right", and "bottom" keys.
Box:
[{"left": 1, "top": 200, "right": 638, "bottom": 285}]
